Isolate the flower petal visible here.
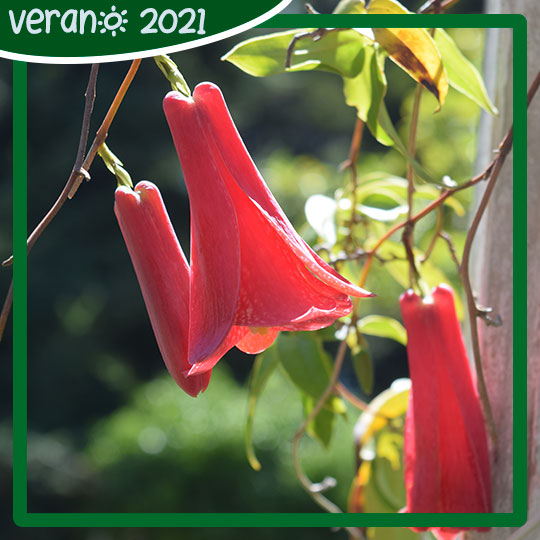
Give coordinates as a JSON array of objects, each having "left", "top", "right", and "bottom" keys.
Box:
[
  {"left": 192, "top": 82, "right": 373, "bottom": 300},
  {"left": 236, "top": 327, "right": 279, "bottom": 354},
  {"left": 114, "top": 181, "right": 210, "bottom": 397},
  {"left": 163, "top": 92, "right": 242, "bottom": 366}
]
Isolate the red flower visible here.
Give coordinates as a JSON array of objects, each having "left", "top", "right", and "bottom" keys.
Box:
[
  {"left": 163, "top": 82, "right": 372, "bottom": 376},
  {"left": 399, "top": 285, "right": 492, "bottom": 538},
  {"left": 115, "top": 181, "right": 244, "bottom": 397}
]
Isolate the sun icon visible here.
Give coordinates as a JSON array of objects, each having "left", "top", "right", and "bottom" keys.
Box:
[{"left": 97, "top": 6, "right": 128, "bottom": 37}]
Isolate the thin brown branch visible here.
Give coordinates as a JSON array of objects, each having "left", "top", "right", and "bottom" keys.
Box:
[
  {"left": 459, "top": 143, "right": 509, "bottom": 447},
  {"left": 527, "top": 69, "right": 540, "bottom": 107},
  {"left": 403, "top": 83, "right": 423, "bottom": 288},
  {"left": 69, "top": 58, "right": 142, "bottom": 198},
  {"left": 451, "top": 68, "right": 540, "bottom": 447},
  {"left": 439, "top": 230, "right": 461, "bottom": 273},
  {"left": 285, "top": 28, "right": 343, "bottom": 69},
  {"left": 418, "top": 0, "right": 460, "bottom": 14},
  {"left": 421, "top": 206, "right": 443, "bottom": 263},
  {"left": 0, "top": 60, "right": 141, "bottom": 344},
  {"left": 337, "top": 382, "right": 368, "bottom": 411},
  {"left": 0, "top": 280, "right": 12, "bottom": 344},
  {"left": 291, "top": 340, "right": 363, "bottom": 539},
  {"left": 342, "top": 118, "right": 365, "bottom": 253}
]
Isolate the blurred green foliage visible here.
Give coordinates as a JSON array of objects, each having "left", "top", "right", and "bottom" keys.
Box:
[{"left": 2, "top": 0, "right": 488, "bottom": 536}]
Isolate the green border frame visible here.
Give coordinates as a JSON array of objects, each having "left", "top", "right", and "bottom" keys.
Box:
[{"left": 13, "top": 13, "right": 527, "bottom": 529}]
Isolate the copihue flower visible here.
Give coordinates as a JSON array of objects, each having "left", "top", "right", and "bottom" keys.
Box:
[
  {"left": 115, "top": 181, "right": 246, "bottom": 397},
  {"left": 163, "top": 82, "right": 373, "bottom": 377},
  {"left": 399, "top": 284, "right": 492, "bottom": 539}
]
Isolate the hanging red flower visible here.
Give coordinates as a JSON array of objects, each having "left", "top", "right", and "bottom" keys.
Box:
[
  {"left": 163, "top": 82, "right": 373, "bottom": 376},
  {"left": 399, "top": 284, "right": 492, "bottom": 539},
  {"left": 115, "top": 181, "right": 245, "bottom": 397}
]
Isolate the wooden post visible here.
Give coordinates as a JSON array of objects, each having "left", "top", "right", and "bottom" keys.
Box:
[{"left": 469, "top": 1, "right": 539, "bottom": 538}]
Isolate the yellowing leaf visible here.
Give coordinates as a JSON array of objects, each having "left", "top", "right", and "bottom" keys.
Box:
[
  {"left": 367, "top": 0, "right": 448, "bottom": 104},
  {"left": 373, "top": 27, "right": 448, "bottom": 104},
  {"left": 353, "top": 378, "right": 410, "bottom": 447}
]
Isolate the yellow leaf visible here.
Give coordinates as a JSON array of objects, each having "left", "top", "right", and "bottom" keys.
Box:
[
  {"left": 374, "top": 28, "right": 448, "bottom": 104},
  {"left": 367, "top": 0, "right": 448, "bottom": 104}
]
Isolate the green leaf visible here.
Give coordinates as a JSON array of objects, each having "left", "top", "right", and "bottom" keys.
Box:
[
  {"left": 352, "top": 349, "right": 374, "bottom": 395},
  {"left": 358, "top": 315, "right": 407, "bottom": 346},
  {"left": 276, "top": 333, "right": 347, "bottom": 416},
  {"left": 351, "top": 175, "right": 465, "bottom": 216},
  {"left": 383, "top": 251, "right": 465, "bottom": 320},
  {"left": 303, "top": 395, "right": 335, "bottom": 448},
  {"left": 378, "top": 103, "right": 439, "bottom": 184},
  {"left": 333, "top": 0, "right": 366, "bottom": 14},
  {"left": 245, "top": 347, "right": 279, "bottom": 470},
  {"left": 222, "top": 29, "right": 371, "bottom": 78},
  {"left": 434, "top": 28, "right": 498, "bottom": 115},
  {"left": 366, "top": 0, "right": 410, "bottom": 14},
  {"left": 305, "top": 194, "right": 338, "bottom": 245},
  {"left": 343, "top": 43, "right": 394, "bottom": 146}
]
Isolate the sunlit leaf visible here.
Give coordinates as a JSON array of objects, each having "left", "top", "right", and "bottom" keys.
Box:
[
  {"left": 222, "top": 29, "right": 371, "bottom": 78},
  {"left": 245, "top": 347, "right": 280, "bottom": 470},
  {"left": 343, "top": 43, "right": 393, "bottom": 145},
  {"left": 434, "top": 28, "right": 498, "bottom": 115},
  {"left": 384, "top": 253, "right": 465, "bottom": 320},
  {"left": 354, "top": 378, "right": 410, "bottom": 447},
  {"left": 358, "top": 203, "right": 408, "bottom": 222},
  {"left": 366, "top": 0, "right": 410, "bottom": 14},
  {"left": 353, "top": 176, "right": 464, "bottom": 215},
  {"left": 349, "top": 379, "right": 412, "bottom": 525},
  {"left": 358, "top": 315, "right": 407, "bottom": 346},
  {"left": 305, "top": 194, "right": 338, "bottom": 245},
  {"left": 333, "top": 0, "right": 366, "bottom": 14},
  {"left": 367, "top": 0, "right": 447, "bottom": 104}
]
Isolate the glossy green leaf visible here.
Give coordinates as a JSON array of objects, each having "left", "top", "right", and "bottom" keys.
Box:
[
  {"left": 245, "top": 347, "right": 279, "bottom": 470},
  {"left": 303, "top": 395, "right": 336, "bottom": 448},
  {"left": 333, "top": 0, "right": 366, "bottom": 14},
  {"left": 305, "top": 194, "right": 338, "bottom": 245},
  {"left": 343, "top": 43, "right": 393, "bottom": 146},
  {"left": 358, "top": 315, "right": 407, "bottom": 346},
  {"left": 276, "top": 333, "right": 344, "bottom": 414},
  {"left": 358, "top": 203, "right": 408, "bottom": 222},
  {"left": 366, "top": 0, "right": 410, "bottom": 14},
  {"left": 434, "top": 28, "right": 498, "bottom": 115},
  {"left": 222, "top": 29, "right": 371, "bottom": 78},
  {"left": 352, "top": 176, "right": 464, "bottom": 215}
]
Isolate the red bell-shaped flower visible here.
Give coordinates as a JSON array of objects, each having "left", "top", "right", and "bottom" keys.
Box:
[
  {"left": 399, "top": 284, "right": 492, "bottom": 538},
  {"left": 163, "top": 82, "right": 373, "bottom": 376},
  {"left": 115, "top": 181, "right": 246, "bottom": 397}
]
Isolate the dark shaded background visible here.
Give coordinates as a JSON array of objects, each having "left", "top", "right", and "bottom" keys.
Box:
[{"left": 2, "top": 0, "right": 485, "bottom": 538}]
